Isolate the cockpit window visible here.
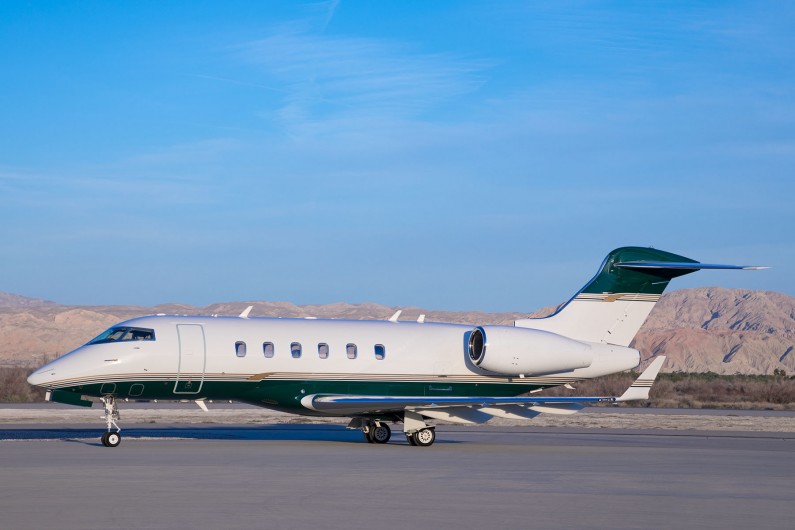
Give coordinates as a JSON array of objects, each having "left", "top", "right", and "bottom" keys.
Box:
[{"left": 88, "top": 326, "right": 156, "bottom": 345}]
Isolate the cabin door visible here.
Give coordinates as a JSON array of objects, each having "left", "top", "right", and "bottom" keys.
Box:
[{"left": 174, "top": 324, "right": 206, "bottom": 394}]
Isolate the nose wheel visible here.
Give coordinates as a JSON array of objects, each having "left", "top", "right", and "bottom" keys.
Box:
[
  {"left": 101, "top": 431, "right": 121, "bottom": 447},
  {"left": 100, "top": 396, "right": 122, "bottom": 448}
]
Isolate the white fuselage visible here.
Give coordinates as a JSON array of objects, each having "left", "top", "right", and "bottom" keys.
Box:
[{"left": 28, "top": 315, "right": 640, "bottom": 400}]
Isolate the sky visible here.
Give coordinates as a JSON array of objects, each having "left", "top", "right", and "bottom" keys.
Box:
[{"left": 0, "top": 1, "right": 793, "bottom": 312}]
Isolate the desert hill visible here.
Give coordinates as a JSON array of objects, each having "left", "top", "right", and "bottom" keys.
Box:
[
  {"left": 0, "top": 292, "right": 55, "bottom": 308},
  {"left": 631, "top": 288, "right": 794, "bottom": 374},
  {"left": 0, "top": 287, "right": 792, "bottom": 375}
]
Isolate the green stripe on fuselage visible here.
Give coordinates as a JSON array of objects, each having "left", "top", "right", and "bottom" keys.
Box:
[{"left": 52, "top": 379, "right": 546, "bottom": 415}]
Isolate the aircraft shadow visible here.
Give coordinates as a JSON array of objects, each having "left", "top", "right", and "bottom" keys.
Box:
[{"left": 0, "top": 424, "right": 461, "bottom": 445}]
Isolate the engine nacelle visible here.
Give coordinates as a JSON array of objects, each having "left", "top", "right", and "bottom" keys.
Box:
[{"left": 467, "top": 325, "right": 593, "bottom": 376}]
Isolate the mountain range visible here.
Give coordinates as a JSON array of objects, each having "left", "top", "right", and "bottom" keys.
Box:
[{"left": 1, "top": 287, "right": 793, "bottom": 374}]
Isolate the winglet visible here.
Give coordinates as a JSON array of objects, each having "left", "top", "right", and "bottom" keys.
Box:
[
  {"left": 388, "top": 310, "right": 402, "bottom": 323},
  {"left": 239, "top": 305, "right": 253, "bottom": 319},
  {"left": 616, "top": 356, "right": 666, "bottom": 402}
]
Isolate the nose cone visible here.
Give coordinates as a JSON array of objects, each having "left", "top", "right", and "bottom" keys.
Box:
[
  {"left": 27, "top": 365, "right": 56, "bottom": 388},
  {"left": 27, "top": 345, "right": 108, "bottom": 389},
  {"left": 27, "top": 352, "right": 76, "bottom": 388}
]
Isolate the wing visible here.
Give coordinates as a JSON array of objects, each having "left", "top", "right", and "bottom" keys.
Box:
[{"left": 301, "top": 356, "right": 667, "bottom": 423}]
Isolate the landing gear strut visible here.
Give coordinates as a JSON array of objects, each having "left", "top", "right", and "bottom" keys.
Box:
[{"left": 100, "top": 396, "right": 121, "bottom": 448}]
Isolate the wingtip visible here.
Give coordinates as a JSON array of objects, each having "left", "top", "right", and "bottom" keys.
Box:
[{"left": 617, "top": 356, "right": 666, "bottom": 402}]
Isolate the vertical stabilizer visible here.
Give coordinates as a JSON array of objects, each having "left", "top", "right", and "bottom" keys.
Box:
[{"left": 515, "top": 247, "right": 761, "bottom": 346}]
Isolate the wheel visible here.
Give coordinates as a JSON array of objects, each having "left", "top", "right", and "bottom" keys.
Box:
[
  {"left": 406, "top": 434, "right": 417, "bottom": 446},
  {"left": 363, "top": 429, "right": 375, "bottom": 443},
  {"left": 100, "top": 432, "right": 109, "bottom": 447},
  {"left": 411, "top": 428, "right": 435, "bottom": 447},
  {"left": 105, "top": 432, "right": 121, "bottom": 448},
  {"left": 371, "top": 424, "right": 391, "bottom": 444}
]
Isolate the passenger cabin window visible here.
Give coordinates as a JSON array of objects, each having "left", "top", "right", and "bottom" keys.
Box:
[
  {"left": 263, "top": 342, "right": 275, "bottom": 358},
  {"left": 88, "top": 327, "right": 156, "bottom": 345},
  {"left": 374, "top": 344, "right": 386, "bottom": 360},
  {"left": 346, "top": 343, "right": 357, "bottom": 359},
  {"left": 291, "top": 342, "right": 302, "bottom": 358},
  {"left": 318, "top": 343, "right": 329, "bottom": 359},
  {"left": 235, "top": 341, "right": 247, "bottom": 357}
]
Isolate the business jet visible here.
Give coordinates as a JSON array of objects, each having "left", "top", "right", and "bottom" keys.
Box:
[{"left": 27, "top": 247, "right": 765, "bottom": 447}]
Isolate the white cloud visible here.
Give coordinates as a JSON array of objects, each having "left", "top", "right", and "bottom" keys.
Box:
[{"left": 235, "top": 26, "right": 491, "bottom": 130}]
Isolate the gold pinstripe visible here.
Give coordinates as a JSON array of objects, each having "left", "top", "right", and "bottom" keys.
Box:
[{"left": 574, "top": 293, "right": 661, "bottom": 302}]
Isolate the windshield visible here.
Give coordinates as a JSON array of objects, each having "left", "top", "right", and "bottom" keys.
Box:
[{"left": 88, "top": 326, "right": 156, "bottom": 345}]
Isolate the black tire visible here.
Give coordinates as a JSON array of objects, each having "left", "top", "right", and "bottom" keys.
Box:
[
  {"left": 363, "top": 430, "right": 375, "bottom": 443},
  {"left": 406, "top": 434, "right": 417, "bottom": 446},
  {"left": 100, "top": 432, "right": 109, "bottom": 447},
  {"left": 371, "top": 424, "right": 391, "bottom": 444},
  {"left": 105, "top": 432, "right": 121, "bottom": 448},
  {"left": 412, "top": 428, "right": 435, "bottom": 447}
]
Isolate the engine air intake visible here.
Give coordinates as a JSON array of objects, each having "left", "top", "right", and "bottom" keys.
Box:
[{"left": 468, "top": 327, "right": 486, "bottom": 363}]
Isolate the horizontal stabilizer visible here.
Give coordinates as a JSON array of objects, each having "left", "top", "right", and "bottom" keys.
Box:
[{"left": 616, "top": 261, "right": 768, "bottom": 271}]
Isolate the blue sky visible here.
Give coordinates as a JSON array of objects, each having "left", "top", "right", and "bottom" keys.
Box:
[{"left": 0, "top": 1, "right": 792, "bottom": 311}]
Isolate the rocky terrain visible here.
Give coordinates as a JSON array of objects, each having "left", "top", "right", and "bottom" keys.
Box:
[{"left": 0, "top": 287, "right": 793, "bottom": 374}]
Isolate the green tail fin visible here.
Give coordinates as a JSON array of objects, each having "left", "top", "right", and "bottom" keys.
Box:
[{"left": 580, "top": 246, "right": 698, "bottom": 297}]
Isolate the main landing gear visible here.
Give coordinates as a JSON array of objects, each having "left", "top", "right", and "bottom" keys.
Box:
[
  {"left": 349, "top": 413, "right": 437, "bottom": 447},
  {"left": 406, "top": 427, "right": 436, "bottom": 447},
  {"left": 361, "top": 420, "right": 392, "bottom": 444},
  {"left": 100, "top": 396, "right": 122, "bottom": 448},
  {"left": 403, "top": 410, "right": 436, "bottom": 447}
]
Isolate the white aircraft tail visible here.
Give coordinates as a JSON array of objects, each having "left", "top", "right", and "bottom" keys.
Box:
[{"left": 515, "top": 247, "right": 766, "bottom": 346}]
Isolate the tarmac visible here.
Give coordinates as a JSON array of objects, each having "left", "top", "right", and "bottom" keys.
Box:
[{"left": 1, "top": 421, "right": 794, "bottom": 529}]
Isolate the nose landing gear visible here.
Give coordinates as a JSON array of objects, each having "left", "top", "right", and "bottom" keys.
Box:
[
  {"left": 101, "top": 431, "right": 121, "bottom": 447},
  {"left": 100, "top": 396, "right": 121, "bottom": 447}
]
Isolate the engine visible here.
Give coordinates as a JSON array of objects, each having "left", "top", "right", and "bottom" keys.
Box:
[{"left": 467, "top": 325, "right": 593, "bottom": 376}]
